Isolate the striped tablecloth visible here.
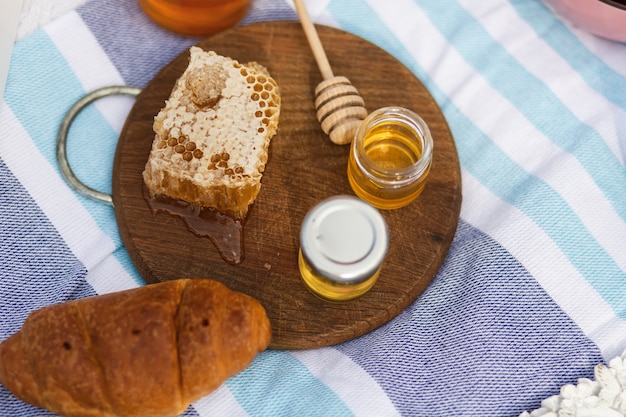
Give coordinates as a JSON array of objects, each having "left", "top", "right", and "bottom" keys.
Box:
[{"left": 2, "top": 0, "right": 626, "bottom": 416}]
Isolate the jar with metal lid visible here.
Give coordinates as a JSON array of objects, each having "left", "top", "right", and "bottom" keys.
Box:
[
  {"left": 347, "top": 107, "right": 433, "bottom": 210},
  {"left": 298, "top": 195, "right": 389, "bottom": 301}
]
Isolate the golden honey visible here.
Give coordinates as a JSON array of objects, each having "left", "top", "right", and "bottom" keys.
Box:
[
  {"left": 298, "top": 196, "right": 388, "bottom": 302},
  {"left": 348, "top": 107, "right": 433, "bottom": 210},
  {"left": 138, "top": 0, "right": 250, "bottom": 37},
  {"left": 298, "top": 250, "right": 381, "bottom": 301}
]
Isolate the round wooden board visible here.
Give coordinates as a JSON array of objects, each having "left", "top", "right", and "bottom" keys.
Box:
[{"left": 113, "top": 21, "right": 462, "bottom": 350}]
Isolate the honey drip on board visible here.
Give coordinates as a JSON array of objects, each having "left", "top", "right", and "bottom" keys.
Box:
[{"left": 144, "top": 191, "right": 245, "bottom": 265}]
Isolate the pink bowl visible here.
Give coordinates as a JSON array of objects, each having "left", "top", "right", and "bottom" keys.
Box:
[{"left": 544, "top": 0, "right": 626, "bottom": 42}]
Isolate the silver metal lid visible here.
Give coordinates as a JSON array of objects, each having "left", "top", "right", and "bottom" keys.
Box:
[{"left": 300, "top": 195, "right": 389, "bottom": 283}]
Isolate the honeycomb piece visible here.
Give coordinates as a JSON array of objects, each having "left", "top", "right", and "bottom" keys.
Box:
[{"left": 143, "top": 47, "right": 281, "bottom": 220}]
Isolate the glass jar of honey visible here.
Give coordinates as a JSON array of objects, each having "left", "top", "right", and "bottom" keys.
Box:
[
  {"left": 298, "top": 196, "right": 389, "bottom": 301},
  {"left": 347, "top": 107, "right": 433, "bottom": 210},
  {"left": 138, "top": 0, "right": 251, "bottom": 37}
]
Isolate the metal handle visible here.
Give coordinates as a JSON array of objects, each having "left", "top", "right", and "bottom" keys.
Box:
[{"left": 56, "top": 85, "right": 142, "bottom": 206}]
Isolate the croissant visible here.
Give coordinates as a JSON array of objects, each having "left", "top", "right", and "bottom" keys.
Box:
[{"left": 0, "top": 278, "right": 271, "bottom": 417}]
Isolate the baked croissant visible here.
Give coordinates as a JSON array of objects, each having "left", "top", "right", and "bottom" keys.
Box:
[{"left": 0, "top": 278, "right": 271, "bottom": 417}]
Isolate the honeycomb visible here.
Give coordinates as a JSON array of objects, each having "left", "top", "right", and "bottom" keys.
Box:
[{"left": 143, "top": 47, "right": 281, "bottom": 219}]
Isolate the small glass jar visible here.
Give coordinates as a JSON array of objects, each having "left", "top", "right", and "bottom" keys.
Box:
[
  {"left": 298, "top": 196, "right": 389, "bottom": 301},
  {"left": 138, "top": 0, "right": 251, "bottom": 37},
  {"left": 347, "top": 107, "right": 433, "bottom": 210}
]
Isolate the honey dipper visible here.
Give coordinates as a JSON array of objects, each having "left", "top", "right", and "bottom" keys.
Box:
[{"left": 294, "top": 0, "right": 367, "bottom": 145}]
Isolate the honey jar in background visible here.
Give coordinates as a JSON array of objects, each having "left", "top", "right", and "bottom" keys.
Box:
[
  {"left": 347, "top": 107, "right": 433, "bottom": 210},
  {"left": 298, "top": 196, "right": 389, "bottom": 302},
  {"left": 138, "top": 0, "right": 251, "bottom": 37}
]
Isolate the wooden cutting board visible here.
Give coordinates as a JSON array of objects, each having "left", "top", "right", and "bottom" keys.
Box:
[{"left": 113, "top": 21, "right": 462, "bottom": 350}]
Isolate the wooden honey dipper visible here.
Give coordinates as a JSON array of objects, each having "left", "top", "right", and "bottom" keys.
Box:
[{"left": 294, "top": 0, "right": 368, "bottom": 145}]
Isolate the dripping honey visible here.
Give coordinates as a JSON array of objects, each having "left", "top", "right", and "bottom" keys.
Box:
[
  {"left": 138, "top": 0, "right": 250, "bottom": 37},
  {"left": 348, "top": 107, "right": 433, "bottom": 210},
  {"left": 144, "top": 191, "right": 245, "bottom": 264}
]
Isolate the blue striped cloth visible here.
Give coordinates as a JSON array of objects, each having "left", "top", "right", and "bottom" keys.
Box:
[{"left": 2, "top": 0, "right": 626, "bottom": 416}]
